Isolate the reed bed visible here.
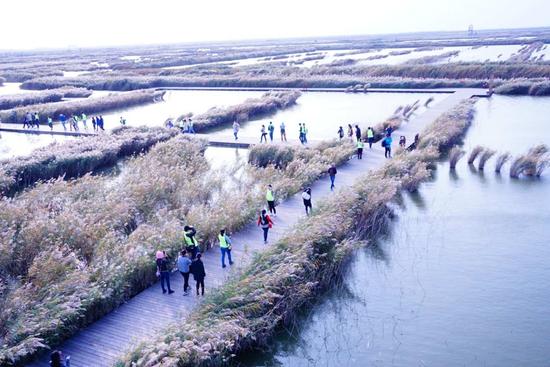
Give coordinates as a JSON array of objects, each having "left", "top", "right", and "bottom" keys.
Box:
[
  {"left": 404, "top": 50, "right": 460, "bottom": 65},
  {"left": 449, "top": 146, "right": 465, "bottom": 169},
  {"left": 368, "top": 100, "right": 421, "bottom": 141},
  {"left": 0, "top": 77, "right": 5, "bottom": 86},
  {"left": 478, "top": 149, "right": 496, "bottom": 170},
  {"left": 467, "top": 146, "right": 484, "bottom": 165},
  {"left": 0, "top": 126, "right": 178, "bottom": 196},
  {"left": 185, "top": 90, "right": 301, "bottom": 132},
  {"left": 118, "top": 100, "right": 476, "bottom": 367},
  {"left": 0, "top": 89, "right": 164, "bottom": 124},
  {"left": 495, "top": 152, "right": 511, "bottom": 173},
  {"left": 0, "top": 88, "right": 92, "bottom": 110},
  {"left": 0, "top": 136, "right": 353, "bottom": 365},
  {"left": 509, "top": 145, "right": 549, "bottom": 178}
]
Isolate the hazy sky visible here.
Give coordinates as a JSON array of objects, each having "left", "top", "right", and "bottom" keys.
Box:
[{"left": 0, "top": 0, "right": 548, "bottom": 50}]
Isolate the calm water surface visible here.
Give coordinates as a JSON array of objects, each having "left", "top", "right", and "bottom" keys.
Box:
[{"left": 242, "top": 96, "right": 550, "bottom": 367}]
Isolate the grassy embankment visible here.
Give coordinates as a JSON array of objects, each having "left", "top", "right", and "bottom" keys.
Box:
[
  {"left": 0, "top": 89, "right": 164, "bottom": 124},
  {"left": 0, "top": 126, "right": 178, "bottom": 196},
  {"left": 117, "top": 99, "right": 476, "bottom": 366},
  {"left": 0, "top": 134, "right": 354, "bottom": 365},
  {"left": 0, "top": 88, "right": 92, "bottom": 110}
]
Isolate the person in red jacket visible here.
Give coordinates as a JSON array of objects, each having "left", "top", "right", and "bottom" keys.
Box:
[{"left": 257, "top": 209, "right": 273, "bottom": 244}]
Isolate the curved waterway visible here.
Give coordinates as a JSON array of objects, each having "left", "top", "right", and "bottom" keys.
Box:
[{"left": 241, "top": 95, "right": 550, "bottom": 367}]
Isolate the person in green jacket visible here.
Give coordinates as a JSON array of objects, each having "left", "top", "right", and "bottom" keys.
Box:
[
  {"left": 357, "top": 138, "right": 365, "bottom": 159},
  {"left": 266, "top": 184, "right": 276, "bottom": 215},
  {"left": 47, "top": 117, "right": 53, "bottom": 131},
  {"left": 219, "top": 229, "right": 234, "bottom": 268},
  {"left": 367, "top": 127, "right": 374, "bottom": 148},
  {"left": 183, "top": 225, "right": 199, "bottom": 259}
]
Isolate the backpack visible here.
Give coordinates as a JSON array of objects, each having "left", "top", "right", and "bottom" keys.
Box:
[{"left": 381, "top": 140, "right": 386, "bottom": 147}]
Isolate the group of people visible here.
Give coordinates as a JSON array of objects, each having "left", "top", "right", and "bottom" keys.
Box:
[
  {"left": 21, "top": 112, "right": 44, "bottom": 129},
  {"left": 165, "top": 118, "right": 196, "bottom": 134},
  {"left": 57, "top": 113, "right": 106, "bottom": 132}
]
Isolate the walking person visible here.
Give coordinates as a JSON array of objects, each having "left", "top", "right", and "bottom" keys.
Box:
[
  {"left": 232, "top": 120, "right": 240, "bottom": 140},
  {"left": 302, "top": 123, "right": 308, "bottom": 144},
  {"left": 177, "top": 250, "right": 192, "bottom": 296},
  {"left": 266, "top": 184, "right": 276, "bottom": 215},
  {"left": 257, "top": 209, "right": 273, "bottom": 244},
  {"left": 338, "top": 126, "right": 345, "bottom": 139},
  {"left": 347, "top": 124, "right": 353, "bottom": 140},
  {"left": 260, "top": 124, "right": 268, "bottom": 143},
  {"left": 98, "top": 115, "right": 105, "bottom": 131},
  {"left": 188, "top": 118, "right": 195, "bottom": 134},
  {"left": 268, "top": 121, "right": 275, "bottom": 142},
  {"left": 190, "top": 253, "right": 206, "bottom": 296},
  {"left": 399, "top": 135, "right": 406, "bottom": 148},
  {"left": 34, "top": 112, "right": 40, "bottom": 128},
  {"left": 298, "top": 123, "right": 304, "bottom": 144},
  {"left": 49, "top": 350, "right": 71, "bottom": 367},
  {"left": 367, "top": 127, "right": 374, "bottom": 148},
  {"left": 92, "top": 116, "right": 97, "bottom": 131},
  {"left": 355, "top": 124, "right": 361, "bottom": 142},
  {"left": 183, "top": 225, "right": 199, "bottom": 259},
  {"left": 81, "top": 113, "right": 87, "bottom": 129},
  {"left": 47, "top": 117, "right": 53, "bottom": 131},
  {"left": 119, "top": 116, "right": 126, "bottom": 126},
  {"left": 156, "top": 250, "right": 175, "bottom": 294},
  {"left": 328, "top": 165, "right": 337, "bottom": 191},
  {"left": 59, "top": 114, "right": 67, "bottom": 130},
  {"left": 302, "top": 187, "right": 312, "bottom": 215},
  {"left": 357, "top": 138, "right": 364, "bottom": 159},
  {"left": 23, "top": 112, "right": 32, "bottom": 129},
  {"left": 383, "top": 134, "right": 393, "bottom": 158},
  {"left": 219, "top": 229, "right": 234, "bottom": 268},
  {"left": 280, "top": 121, "right": 287, "bottom": 141}
]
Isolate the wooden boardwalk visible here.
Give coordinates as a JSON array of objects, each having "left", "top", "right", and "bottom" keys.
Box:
[
  {"left": 0, "top": 126, "right": 96, "bottom": 137},
  {"left": 27, "top": 88, "right": 486, "bottom": 367}
]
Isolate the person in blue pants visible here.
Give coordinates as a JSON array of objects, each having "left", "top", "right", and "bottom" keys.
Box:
[{"left": 219, "top": 229, "right": 234, "bottom": 268}]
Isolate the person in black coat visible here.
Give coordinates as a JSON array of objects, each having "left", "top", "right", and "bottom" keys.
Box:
[{"left": 190, "top": 253, "right": 206, "bottom": 296}]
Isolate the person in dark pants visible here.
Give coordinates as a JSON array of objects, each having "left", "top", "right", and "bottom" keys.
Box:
[
  {"left": 302, "top": 187, "right": 312, "bottom": 215},
  {"left": 260, "top": 125, "right": 268, "bottom": 143},
  {"left": 383, "top": 134, "right": 393, "bottom": 158},
  {"left": 367, "top": 127, "right": 374, "bottom": 148},
  {"left": 266, "top": 184, "right": 276, "bottom": 215},
  {"left": 219, "top": 228, "right": 234, "bottom": 268},
  {"left": 355, "top": 124, "right": 361, "bottom": 141},
  {"left": 338, "top": 126, "right": 345, "bottom": 139},
  {"left": 156, "top": 251, "right": 174, "bottom": 294},
  {"left": 177, "top": 250, "right": 192, "bottom": 296},
  {"left": 328, "top": 165, "right": 337, "bottom": 190},
  {"left": 183, "top": 225, "right": 199, "bottom": 259},
  {"left": 257, "top": 209, "right": 273, "bottom": 244},
  {"left": 191, "top": 253, "right": 206, "bottom": 296},
  {"left": 357, "top": 138, "right": 364, "bottom": 159},
  {"left": 268, "top": 121, "right": 275, "bottom": 141},
  {"left": 50, "top": 350, "right": 71, "bottom": 367}
]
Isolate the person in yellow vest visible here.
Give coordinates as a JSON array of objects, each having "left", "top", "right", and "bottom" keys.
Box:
[
  {"left": 367, "top": 127, "right": 375, "bottom": 148},
  {"left": 266, "top": 184, "right": 276, "bottom": 215},
  {"left": 357, "top": 138, "right": 365, "bottom": 159},
  {"left": 219, "top": 229, "right": 233, "bottom": 268},
  {"left": 183, "top": 225, "right": 199, "bottom": 259}
]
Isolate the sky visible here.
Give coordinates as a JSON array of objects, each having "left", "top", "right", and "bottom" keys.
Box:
[{"left": 0, "top": 0, "right": 548, "bottom": 50}]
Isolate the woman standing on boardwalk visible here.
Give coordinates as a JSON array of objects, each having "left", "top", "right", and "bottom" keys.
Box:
[
  {"left": 177, "top": 250, "right": 192, "bottom": 296},
  {"left": 357, "top": 138, "right": 364, "bottom": 159},
  {"left": 257, "top": 209, "right": 273, "bottom": 244},
  {"left": 347, "top": 124, "right": 353, "bottom": 140},
  {"left": 383, "top": 134, "right": 393, "bottom": 158},
  {"left": 191, "top": 253, "right": 206, "bottom": 296},
  {"left": 280, "top": 122, "right": 287, "bottom": 141},
  {"left": 232, "top": 121, "right": 240, "bottom": 140},
  {"left": 367, "top": 127, "right": 374, "bottom": 148},
  {"left": 156, "top": 251, "right": 174, "bottom": 295}
]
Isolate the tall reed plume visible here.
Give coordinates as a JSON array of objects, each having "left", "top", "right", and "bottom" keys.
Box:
[
  {"left": 510, "top": 144, "right": 549, "bottom": 178},
  {"left": 467, "top": 146, "right": 484, "bottom": 165},
  {"left": 478, "top": 149, "right": 496, "bottom": 170},
  {"left": 449, "top": 146, "right": 465, "bottom": 170},
  {"left": 495, "top": 152, "right": 511, "bottom": 173}
]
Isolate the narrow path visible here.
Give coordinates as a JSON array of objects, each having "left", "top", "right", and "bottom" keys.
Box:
[
  {"left": 0, "top": 126, "right": 95, "bottom": 137},
  {"left": 27, "top": 89, "right": 484, "bottom": 367}
]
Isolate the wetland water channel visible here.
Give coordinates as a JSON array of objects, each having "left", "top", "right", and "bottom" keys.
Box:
[
  {"left": 241, "top": 95, "right": 550, "bottom": 367},
  {"left": 0, "top": 89, "right": 443, "bottom": 159}
]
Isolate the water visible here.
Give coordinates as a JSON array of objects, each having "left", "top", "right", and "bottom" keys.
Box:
[
  {"left": 212, "top": 92, "right": 445, "bottom": 141},
  {"left": 99, "top": 89, "right": 262, "bottom": 129},
  {"left": 0, "top": 131, "right": 74, "bottom": 160},
  {"left": 0, "top": 82, "right": 26, "bottom": 95},
  {"left": 244, "top": 96, "right": 550, "bottom": 367}
]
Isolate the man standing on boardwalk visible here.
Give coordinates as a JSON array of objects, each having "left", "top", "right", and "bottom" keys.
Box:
[
  {"left": 183, "top": 225, "right": 199, "bottom": 259},
  {"left": 156, "top": 251, "right": 175, "bottom": 295},
  {"left": 266, "top": 184, "right": 276, "bottom": 215},
  {"left": 367, "top": 127, "right": 374, "bottom": 148},
  {"left": 355, "top": 124, "right": 362, "bottom": 142},
  {"left": 268, "top": 121, "right": 275, "bottom": 142},
  {"left": 328, "top": 165, "right": 337, "bottom": 190},
  {"left": 177, "top": 250, "right": 192, "bottom": 296},
  {"left": 302, "top": 187, "right": 312, "bottom": 215},
  {"left": 219, "top": 229, "right": 234, "bottom": 268},
  {"left": 232, "top": 120, "right": 240, "bottom": 140},
  {"left": 190, "top": 253, "right": 206, "bottom": 296},
  {"left": 357, "top": 138, "right": 364, "bottom": 159},
  {"left": 280, "top": 122, "right": 287, "bottom": 141}
]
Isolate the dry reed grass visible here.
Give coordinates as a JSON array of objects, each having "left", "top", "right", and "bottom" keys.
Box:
[
  {"left": 449, "top": 146, "right": 465, "bottom": 169},
  {"left": 467, "top": 146, "right": 484, "bottom": 165},
  {"left": 495, "top": 152, "right": 511, "bottom": 173},
  {"left": 478, "top": 149, "right": 496, "bottom": 170}
]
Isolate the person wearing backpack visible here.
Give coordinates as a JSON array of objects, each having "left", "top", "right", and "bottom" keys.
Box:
[
  {"left": 219, "top": 229, "right": 234, "bottom": 268},
  {"left": 257, "top": 209, "right": 273, "bottom": 244},
  {"left": 383, "top": 134, "right": 393, "bottom": 158},
  {"left": 302, "top": 187, "right": 312, "bottom": 215},
  {"left": 156, "top": 250, "right": 174, "bottom": 294}
]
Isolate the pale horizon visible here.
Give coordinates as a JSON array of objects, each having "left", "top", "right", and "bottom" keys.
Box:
[{"left": 0, "top": 0, "right": 548, "bottom": 51}]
